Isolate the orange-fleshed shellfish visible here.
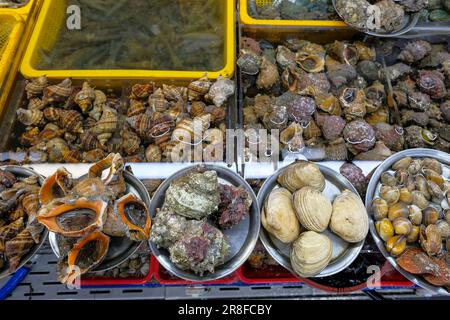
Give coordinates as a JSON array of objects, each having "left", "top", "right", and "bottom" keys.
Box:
[
  {"left": 57, "top": 231, "right": 110, "bottom": 284},
  {"left": 113, "top": 193, "right": 151, "bottom": 241},
  {"left": 39, "top": 167, "right": 73, "bottom": 205},
  {"left": 37, "top": 198, "right": 108, "bottom": 237},
  {"left": 72, "top": 177, "right": 110, "bottom": 198}
]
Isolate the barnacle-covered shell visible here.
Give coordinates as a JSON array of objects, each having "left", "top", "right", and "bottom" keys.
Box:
[
  {"left": 290, "top": 231, "right": 332, "bottom": 278},
  {"left": 188, "top": 75, "right": 212, "bottom": 101},
  {"left": 343, "top": 120, "right": 376, "bottom": 154},
  {"left": 398, "top": 41, "right": 432, "bottom": 63},
  {"left": 320, "top": 115, "right": 346, "bottom": 141},
  {"left": 17, "top": 109, "right": 44, "bottom": 126},
  {"left": 277, "top": 161, "right": 325, "bottom": 193},
  {"left": 340, "top": 88, "right": 366, "bottom": 121},
  {"left": 330, "top": 190, "right": 368, "bottom": 243},
  {"left": 293, "top": 187, "right": 332, "bottom": 232},
  {"left": 286, "top": 96, "right": 316, "bottom": 124},
  {"left": 417, "top": 70, "right": 447, "bottom": 99},
  {"left": 327, "top": 41, "right": 359, "bottom": 65},
  {"left": 205, "top": 76, "right": 235, "bottom": 107},
  {"left": 256, "top": 56, "right": 280, "bottom": 90},
  {"left": 261, "top": 188, "right": 300, "bottom": 243},
  {"left": 377, "top": 0, "right": 405, "bottom": 32}
]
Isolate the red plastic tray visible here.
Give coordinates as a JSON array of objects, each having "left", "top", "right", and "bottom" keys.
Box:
[
  {"left": 80, "top": 255, "right": 154, "bottom": 287},
  {"left": 237, "top": 261, "right": 414, "bottom": 289},
  {"left": 152, "top": 257, "right": 238, "bottom": 285}
]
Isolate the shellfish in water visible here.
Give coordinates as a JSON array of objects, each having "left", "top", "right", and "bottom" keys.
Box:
[
  {"left": 37, "top": 198, "right": 108, "bottom": 238},
  {"left": 57, "top": 231, "right": 110, "bottom": 285},
  {"left": 262, "top": 188, "right": 301, "bottom": 243},
  {"left": 277, "top": 161, "right": 325, "bottom": 193},
  {"left": 290, "top": 231, "right": 333, "bottom": 278},
  {"left": 293, "top": 187, "right": 332, "bottom": 232},
  {"left": 330, "top": 190, "right": 369, "bottom": 243}
]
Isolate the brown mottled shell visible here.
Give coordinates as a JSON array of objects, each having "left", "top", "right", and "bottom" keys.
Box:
[
  {"left": 327, "top": 41, "right": 359, "bottom": 65},
  {"left": 149, "top": 114, "right": 175, "bottom": 140},
  {"left": 43, "top": 78, "right": 73, "bottom": 104},
  {"left": 28, "top": 97, "right": 45, "bottom": 111},
  {"left": 325, "top": 139, "right": 348, "bottom": 161},
  {"left": 62, "top": 149, "right": 83, "bottom": 163},
  {"left": 128, "top": 113, "right": 152, "bottom": 141},
  {"left": 16, "top": 109, "right": 44, "bottom": 126},
  {"left": 9, "top": 203, "right": 26, "bottom": 221},
  {"left": 188, "top": 75, "right": 212, "bottom": 101},
  {"left": 162, "top": 84, "right": 187, "bottom": 102},
  {"left": 64, "top": 132, "right": 77, "bottom": 144},
  {"left": 25, "top": 76, "right": 48, "bottom": 98},
  {"left": 365, "top": 108, "right": 389, "bottom": 126},
  {"left": 145, "top": 144, "right": 162, "bottom": 162},
  {"left": 19, "top": 128, "right": 40, "bottom": 147},
  {"left": 127, "top": 99, "right": 146, "bottom": 117},
  {"left": 207, "top": 105, "right": 226, "bottom": 124},
  {"left": 73, "top": 177, "right": 109, "bottom": 198},
  {"left": 92, "top": 106, "right": 118, "bottom": 145},
  {"left": 340, "top": 88, "right": 367, "bottom": 121},
  {"left": 74, "top": 82, "right": 96, "bottom": 113},
  {"left": 79, "top": 132, "right": 102, "bottom": 151},
  {"left": 190, "top": 101, "right": 206, "bottom": 118},
  {"left": 83, "top": 149, "right": 107, "bottom": 163},
  {"left": 21, "top": 193, "right": 39, "bottom": 216},
  {"left": 43, "top": 107, "right": 60, "bottom": 122},
  {"left": 256, "top": 56, "right": 280, "bottom": 90},
  {"left": 303, "top": 119, "right": 322, "bottom": 140},
  {"left": 59, "top": 109, "right": 84, "bottom": 134},
  {"left": 121, "top": 129, "right": 141, "bottom": 156},
  {"left": 131, "top": 83, "right": 154, "bottom": 99},
  {"left": 148, "top": 88, "right": 169, "bottom": 112},
  {"left": 38, "top": 127, "right": 63, "bottom": 142},
  {"left": 46, "top": 138, "right": 69, "bottom": 163}
]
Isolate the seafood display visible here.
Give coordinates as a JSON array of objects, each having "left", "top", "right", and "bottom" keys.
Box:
[
  {"left": 0, "top": 168, "right": 43, "bottom": 274},
  {"left": 335, "top": 0, "right": 425, "bottom": 33},
  {"left": 9, "top": 75, "right": 233, "bottom": 164},
  {"left": 0, "top": 0, "right": 28, "bottom": 8},
  {"left": 36, "top": 153, "right": 151, "bottom": 284},
  {"left": 371, "top": 157, "right": 450, "bottom": 291},
  {"left": 240, "top": 37, "right": 450, "bottom": 161},
  {"left": 247, "top": 0, "right": 338, "bottom": 20},
  {"left": 36, "top": 0, "right": 226, "bottom": 71},
  {"left": 261, "top": 161, "right": 369, "bottom": 277},
  {"left": 150, "top": 169, "right": 252, "bottom": 276}
]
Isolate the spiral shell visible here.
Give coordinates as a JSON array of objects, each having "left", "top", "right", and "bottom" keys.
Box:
[
  {"left": 131, "top": 83, "right": 154, "bottom": 99},
  {"left": 172, "top": 114, "right": 211, "bottom": 144},
  {"left": 89, "top": 90, "right": 106, "bottom": 121},
  {"left": 75, "top": 82, "right": 96, "bottom": 113},
  {"left": 21, "top": 192, "right": 39, "bottom": 216},
  {"left": 145, "top": 144, "right": 162, "bottom": 162},
  {"left": 188, "top": 75, "right": 212, "bottom": 101},
  {"left": 46, "top": 138, "right": 69, "bottom": 163},
  {"left": 190, "top": 101, "right": 206, "bottom": 118},
  {"left": 149, "top": 114, "right": 175, "bottom": 140},
  {"left": 43, "top": 78, "right": 73, "bottom": 104},
  {"left": 148, "top": 88, "right": 169, "bottom": 112},
  {"left": 127, "top": 99, "right": 146, "bottom": 117},
  {"left": 127, "top": 113, "right": 152, "bottom": 141},
  {"left": 43, "top": 107, "right": 61, "bottom": 122},
  {"left": 17, "top": 109, "right": 44, "bottom": 126},
  {"left": 28, "top": 97, "right": 45, "bottom": 111},
  {"left": 62, "top": 149, "right": 83, "bottom": 163},
  {"left": 92, "top": 106, "right": 118, "bottom": 145},
  {"left": 19, "top": 128, "right": 39, "bottom": 147},
  {"left": 83, "top": 149, "right": 107, "bottom": 162},
  {"left": 59, "top": 109, "right": 84, "bottom": 134},
  {"left": 5, "top": 229, "right": 35, "bottom": 272},
  {"left": 121, "top": 129, "right": 141, "bottom": 156},
  {"left": 162, "top": 84, "right": 187, "bottom": 102},
  {"left": 25, "top": 76, "right": 48, "bottom": 98},
  {"left": 206, "top": 76, "right": 235, "bottom": 107}
]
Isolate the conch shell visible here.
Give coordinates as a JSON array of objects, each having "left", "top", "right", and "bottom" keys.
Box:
[
  {"left": 277, "top": 161, "right": 325, "bottom": 193},
  {"left": 16, "top": 109, "right": 44, "bottom": 126},
  {"left": 148, "top": 88, "right": 169, "bottom": 112},
  {"left": 290, "top": 231, "right": 333, "bottom": 277},
  {"left": 37, "top": 198, "right": 108, "bottom": 237},
  {"left": 72, "top": 177, "right": 109, "bottom": 198},
  {"left": 59, "top": 110, "right": 84, "bottom": 134},
  {"left": 43, "top": 78, "right": 73, "bottom": 104},
  {"left": 88, "top": 153, "right": 125, "bottom": 196},
  {"left": 57, "top": 231, "right": 110, "bottom": 284},
  {"left": 25, "top": 75, "right": 48, "bottom": 98},
  {"left": 262, "top": 188, "right": 300, "bottom": 243},
  {"left": 330, "top": 190, "right": 369, "bottom": 243},
  {"left": 293, "top": 187, "right": 332, "bottom": 232},
  {"left": 39, "top": 167, "right": 73, "bottom": 205}
]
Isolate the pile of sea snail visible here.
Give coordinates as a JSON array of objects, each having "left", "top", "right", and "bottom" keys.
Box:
[
  {"left": 239, "top": 38, "right": 450, "bottom": 161},
  {"left": 14, "top": 75, "right": 234, "bottom": 164},
  {"left": 372, "top": 157, "right": 450, "bottom": 288}
]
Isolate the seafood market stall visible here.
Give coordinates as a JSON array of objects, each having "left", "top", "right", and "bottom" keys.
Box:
[{"left": 0, "top": 0, "right": 449, "bottom": 301}]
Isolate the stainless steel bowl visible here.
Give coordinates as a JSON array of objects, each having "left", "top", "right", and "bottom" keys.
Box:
[
  {"left": 332, "top": 0, "right": 420, "bottom": 37},
  {"left": 365, "top": 148, "right": 450, "bottom": 295},
  {"left": 0, "top": 166, "right": 48, "bottom": 280},
  {"left": 259, "top": 162, "right": 365, "bottom": 278},
  {"left": 149, "top": 164, "right": 260, "bottom": 282},
  {"left": 49, "top": 170, "right": 150, "bottom": 272}
]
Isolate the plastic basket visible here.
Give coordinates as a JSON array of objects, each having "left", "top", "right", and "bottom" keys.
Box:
[
  {"left": 21, "top": 0, "right": 235, "bottom": 80},
  {"left": 240, "top": 0, "right": 348, "bottom": 28},
  {"left": 152, "top": 257, "right": 238, "bottom": 285},
  {"left": 0, "top": 0, "right": 37, "bottom": 19},
  {"left": 0, "top": 11, "right": 24, "bottom": 97}
]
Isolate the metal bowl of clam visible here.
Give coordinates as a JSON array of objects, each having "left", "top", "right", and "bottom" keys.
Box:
[
  {"left": 0, "top": 166, "right": 48, "bottom": 280},
  {"left": 149, "top": 164, "right": 260, "bottom": 282},
  {"left": 48, "top": 169, "right": 151, "bottom": 273},
  {"left": 366, "top": 148, "right": 450, "bottom": 295},
  {"left": 332, "top": 0, "right": 421, "bottom": 37},
  {"left": 259, "top": 161, "right": 367, "bottom": 278}
]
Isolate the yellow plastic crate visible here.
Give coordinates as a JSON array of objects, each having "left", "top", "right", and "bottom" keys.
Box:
[
  {"left": 0, "top": 0, "right": 36, "bottom": 19},
  {"left": 240, "top": 0, "right": 348, "bottom": 28},
  {"left": 21, "top": 0, "right": 235, "bottom": 80},
  {"left": 0, "top": 11, "right": 24, "bottom": 94}
]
